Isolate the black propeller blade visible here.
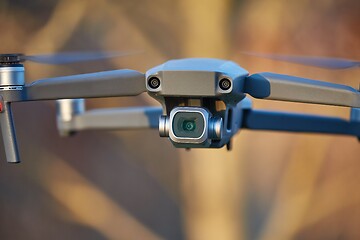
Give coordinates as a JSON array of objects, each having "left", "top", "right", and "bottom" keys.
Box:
[
  {"left": 241, "top": 52, "right": 360, "bottom": 69},
  {"left": 0, "top": 51, "right": 141, "bottom": 65}
]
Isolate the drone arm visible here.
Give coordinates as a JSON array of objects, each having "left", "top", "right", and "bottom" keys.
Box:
[
  {"left": 242, "top": 108, "right": 360, "bottom": 138},
  {"left": 0, "top": 69, "right": 145, "bottom": 163},
  {"left": 244, "top": 72, "right": 360, "bottom": 107},
  {"left": 24, "top": 69, "right": 146, "bottom": 101},
  {"left": 56, "top": 102, "right": 162, "bottom": 136},
  {"left": 0, "top": 102, "right": 20, "bottom": 163}
]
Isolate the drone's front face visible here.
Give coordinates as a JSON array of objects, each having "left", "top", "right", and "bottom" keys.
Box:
[
  {"left": 145, "top": 58, "right": 248, "bottom": 98},
  {"left": 145, "top": 58, "right": 249, "bottom": 148}
]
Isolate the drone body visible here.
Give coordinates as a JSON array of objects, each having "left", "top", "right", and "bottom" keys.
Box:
[
  {"left": 146, "top": 58, "right": 248, "bottom": 148},
  {"left": 0, "top": 54, "right": 359, "bottom": 163}
]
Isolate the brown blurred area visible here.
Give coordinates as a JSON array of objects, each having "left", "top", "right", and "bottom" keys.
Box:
[{"left": 0, "top": 0, "right": 360, "bottom": 239}]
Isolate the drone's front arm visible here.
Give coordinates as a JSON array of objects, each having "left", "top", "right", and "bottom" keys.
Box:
[
  {"left": 0, "top": 69, "right": 146, "bottom": 163},
  {"left": 245, "top": 72, "right": 360, "bottom": 107},
  {"left": 243, "top": 72, "right": 360, "bottom": 138},
  {"left": 25, "top": 69, "right": 145, "bottom": 101}
]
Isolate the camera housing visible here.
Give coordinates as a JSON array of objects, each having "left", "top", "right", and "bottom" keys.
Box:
[
  {"left": 159, "top": 107, "right": 223, "bottom": 147},
  {"left": 146, "top": 58, "right": 250, "bottom": 149}
]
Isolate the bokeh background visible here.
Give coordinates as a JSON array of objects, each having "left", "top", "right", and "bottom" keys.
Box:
[{"left": 0, "top": 0, "right": 360, "bottom": 239}]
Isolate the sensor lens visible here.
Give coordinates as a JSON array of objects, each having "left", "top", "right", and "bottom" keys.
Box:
[
  {"left": 219, "top": 78, "right": 231, "bottom": 90},
  {"left": 183, "top": 120, "right": 196, "bottom": 131},
  {"left": 148, "top": 77, "right": 161, "bottom": 89}
]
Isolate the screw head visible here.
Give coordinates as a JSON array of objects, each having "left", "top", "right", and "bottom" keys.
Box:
[
  {"left": 148, "top": 77, "right": 161, "bottom": 89},
  {"left": 219, "top": 78, "right": 231, "bottom": 91}
]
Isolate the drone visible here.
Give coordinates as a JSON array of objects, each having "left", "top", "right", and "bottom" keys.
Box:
[{"left": 0, "top": 52, "right": 359, "bottom": 163}]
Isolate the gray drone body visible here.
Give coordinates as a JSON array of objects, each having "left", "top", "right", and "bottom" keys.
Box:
[
  {"left": 145, "top": 58, "right": 249, "bottom": 148},
  {"left": 0, "top": 53, "right": 359, "bottom": 164}
]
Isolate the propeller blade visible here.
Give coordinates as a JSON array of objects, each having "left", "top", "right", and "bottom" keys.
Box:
[
  {"left": 245, "top": 72, "right": 360, "bottom": 107},
  {"left": 241, "top": 52, "right": 360, "bottom": 69},
  {"left": 22, "top": 50, "right": 141, "bottom": 64},
  {"left": 25, "top": 69, "right": 146, "bottom": 101}
]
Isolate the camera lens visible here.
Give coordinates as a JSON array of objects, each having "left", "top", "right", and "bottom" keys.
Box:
[
  {"left": 173, "top": 112, "right": 205, "bottom": 138},
  {"left": 183, "top": 120, "right": 196, "bottom": 131}
]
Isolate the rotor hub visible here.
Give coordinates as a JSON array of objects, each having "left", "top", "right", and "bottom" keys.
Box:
[
  {"left": 0, "top": 54, "right": 25, "bottom": 87},
  {"left": 0, "top": 54, "right": 24, "bottom": 66}
]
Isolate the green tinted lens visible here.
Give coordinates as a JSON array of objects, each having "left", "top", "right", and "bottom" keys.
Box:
[
  {"left": 183, "top": 120, "right": 196, "bottom": 131},
  {"left": 173, "top": 112, "right": 205, "bottom": 138}
]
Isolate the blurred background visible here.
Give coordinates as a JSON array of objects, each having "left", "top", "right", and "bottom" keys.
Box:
[{"left": 0, "top": 0, "right": 360, "bottom": 239}]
